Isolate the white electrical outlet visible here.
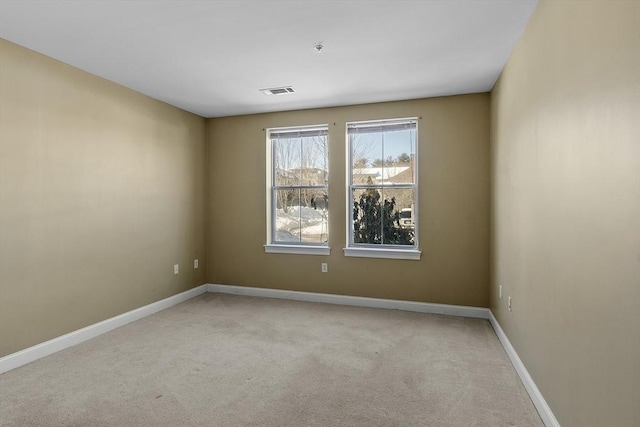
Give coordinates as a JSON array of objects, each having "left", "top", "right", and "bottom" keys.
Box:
[
  {"left": 321, "top": 263, "right": 328, "bottom": 273},
  {"left": 508, "top": 296, "right": 512, "bottom": 312},
  {"left": 173, "top": 264, "right": 179, "bottom": 275},
  {"left": 499, "top": 285, "right": 503, "bottom": 299},
  {"left": 194, "top": 259, "right": 199, "bottom": 269}
]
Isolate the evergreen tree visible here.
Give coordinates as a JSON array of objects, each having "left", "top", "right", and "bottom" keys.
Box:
[
  {"left": 353, "top": 187, "right": 413, "bottom": 245},
  {"left": 397, "top": 152, "right": 411, "bottom": 163}
]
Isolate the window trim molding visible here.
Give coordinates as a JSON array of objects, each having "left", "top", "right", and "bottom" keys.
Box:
[
  {"left": 346, "top": 117, "right": 419, "bottom": 254},
  {"left": 343, "top": 247, "right": 421, "bottom": 260},
  {"left": 265, "top": 124, "right": 330, "bottom": 252},
  {"left": 264, "top": 244, "right": 330, "bottom": 256}
]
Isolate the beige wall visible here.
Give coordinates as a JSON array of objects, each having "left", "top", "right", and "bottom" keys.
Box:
[
  {"left": 490, "top": 1, "right": 640, "bottom": 426},
  {"left": 207, "top": 95, "right": 490, "bottom": 307},
  {"left": 0, "top": 39, "right": 207, "bottom": 357}
]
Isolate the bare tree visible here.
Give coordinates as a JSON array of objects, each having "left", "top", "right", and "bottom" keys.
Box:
[{"left": 350, "top": 134, "right": 378, "bottom": 169}]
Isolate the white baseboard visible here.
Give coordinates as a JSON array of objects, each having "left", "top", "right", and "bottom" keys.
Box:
[
  {"left": 0, "top": 284, "right": 208, "bottom": 374},
  {"left": 207, "top": 284, "right": 491, "bottom": 319},
  {"left": 489, "top": 311, "right": 560, "bottom": 427}
]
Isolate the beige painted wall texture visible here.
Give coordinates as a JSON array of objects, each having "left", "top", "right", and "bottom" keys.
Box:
[
  {"left": 207, "top": 95, "right": 490, "bottom": 307},
  {"left": 490, "top": 1, "right": 640, "bottom": 426},
  {"left": 0, "top": 40, "right": 207, "bottom": 357}
]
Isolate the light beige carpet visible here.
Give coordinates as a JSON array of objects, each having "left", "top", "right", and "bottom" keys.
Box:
[{"left": 0, "top": 293, "right": 543, "bottom": 426}]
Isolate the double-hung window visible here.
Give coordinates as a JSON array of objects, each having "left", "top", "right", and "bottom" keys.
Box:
[
  {"left": 346, "top": 118, "right": 421, "bottom": 260},
  {"left": 265, "top": 125, "right": 329, "bottom": 255}
]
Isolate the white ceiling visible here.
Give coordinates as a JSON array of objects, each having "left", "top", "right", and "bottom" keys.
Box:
[{"left": 0, "top": 0, "right": 537, "bottom": 118}]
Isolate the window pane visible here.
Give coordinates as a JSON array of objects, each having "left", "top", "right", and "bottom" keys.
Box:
[
  {"left": 274, "top": 137, "right": 301, "bottom": 186},
  {"left": 382, "top": 128, "right": 415, "bottom": 185},
  {"left": 351, "top": 132, "right": 383, "bottom": 185},
  {"left": 275, "top": 189, "right": 301, "bottom": 243},
  {"left": 352, "top": 187, "right": 414, "bottom": 246},
  {"left": 300, "top": 189, "right": 329, "bottom": 244},
  {"left": 275, "top": 188, "right": 329, "bottom": 244},
  {"left": 352, "top": 188, "right": 382, "bottom": 244},
  {"left": 381, "top": 188, "right": 415, "bottom": 245},
  {"left": 301, "top": 136, "right": 328, "bottom": 186}
]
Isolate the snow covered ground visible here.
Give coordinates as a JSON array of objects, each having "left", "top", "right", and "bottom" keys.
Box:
[{"left": 276, "top": 206, "right": 328, "bottom": 243}]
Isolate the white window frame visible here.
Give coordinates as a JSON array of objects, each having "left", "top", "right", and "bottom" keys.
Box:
[
  {"left": 344, "top": 118, "right": 421, "bottom": 260},
  {"left": 264, "top": 124, "right": 330, "bottom": 256}
]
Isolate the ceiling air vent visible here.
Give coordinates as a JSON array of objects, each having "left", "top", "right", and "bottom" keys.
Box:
[{"left": 259, "top": 86, "right": 296, "bottom": 95}]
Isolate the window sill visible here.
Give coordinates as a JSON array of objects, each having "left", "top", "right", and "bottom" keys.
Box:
[
  {"left": 264, "top": 245, "right": 330, "bottom": 256},
  {"left": 343, "top": 247, "right": 421, "bottom": 260}
]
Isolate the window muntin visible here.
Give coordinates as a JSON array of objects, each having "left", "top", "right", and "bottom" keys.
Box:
[
  {"left": 348, "top": 118, "right": 418, "bottom": 249},
  {"left": 268, "top": 125, "right": 329, "bottom": 246}
]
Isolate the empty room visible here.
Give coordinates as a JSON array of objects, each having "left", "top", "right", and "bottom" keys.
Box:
[{"left": 0, "top": 1, "right": 638, "bottom": 426}]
